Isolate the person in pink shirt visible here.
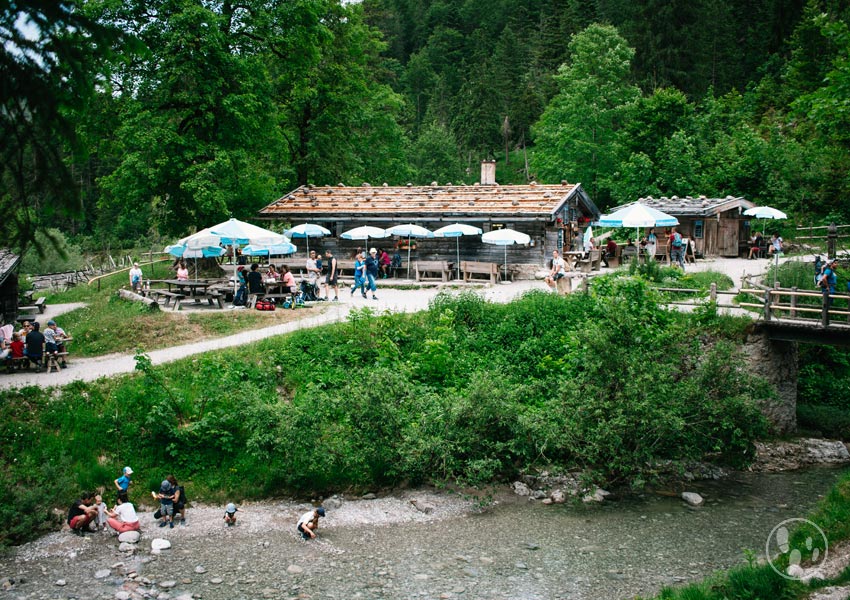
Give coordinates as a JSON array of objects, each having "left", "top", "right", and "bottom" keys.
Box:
[
  {"left": 281, "top": 265, "right": 296, "bottom": 293},
  {"left": 176, "top": 262, "right": 189, "bottom": 281}
]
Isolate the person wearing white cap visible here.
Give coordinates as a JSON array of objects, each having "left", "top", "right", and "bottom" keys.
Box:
[
  {"left": 129, "top": 262, "right": 143, "bottom": 293},
  {"left": 114, "top": 466, "right": 133, "bottom": 494},
  {"left": 365, "top": 248, "right": 380, "bottom": 300},
  {"left": 224, "top": 503, "right": 239, "bottom": 526}
]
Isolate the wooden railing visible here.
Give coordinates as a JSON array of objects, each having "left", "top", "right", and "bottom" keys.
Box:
[{"left": 738, "top": 287, "right": 850, "bottom": 327}]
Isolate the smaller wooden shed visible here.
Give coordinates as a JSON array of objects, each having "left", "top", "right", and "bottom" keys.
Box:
[
  {"left": 613, "top": 196, "right": 755, "bottom": 257},
  {"left": 0, "top": 249, "right": 21, "bottom": 325}
]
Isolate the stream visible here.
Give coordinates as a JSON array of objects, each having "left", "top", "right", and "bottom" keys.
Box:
[{"left": 0, "top": 467, "right": 845, "bottom": 600}]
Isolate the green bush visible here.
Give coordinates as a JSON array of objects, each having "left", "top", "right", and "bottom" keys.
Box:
[{"left": 797, "top": 405, "right": 850, "bottom": 439}]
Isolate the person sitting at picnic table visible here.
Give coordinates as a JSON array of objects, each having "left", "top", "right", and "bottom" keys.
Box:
[
  {"left": 0, "top": 323, "right": 12, "bottom": 361},
  {"left": 767, "top": 232, "right": 783, "bottom": 256},
  {"left": 17, "top": 320, "right": 31, "bottom": 340},
  {"left": 379, "top": 248, "right": 391, "bottom": 278},
  {"left": 129, "top": 262, "right": 143, "bottom": 293},
  {"left": 176, "top": 261, "right": 189, "bottom": 281},
  {"left": 266, "top": 264, "right": 280, "bottom": 281},
  {"left": 247, "top": 263, "right": 264, "bottom": 295},
  {"left": 748, "top": 232, "right": 764, "bottom": 259},
  {"left": 25, "top": 321, "right": 45, "bottom": 371},
  {"left": 6, "top": 332, "right": 24, "bottom": 369},
  {"left": 281, "top": 265, "right": 296, "bottom": 294},
  {"left": 603, "top": 239, "right": 618, "bottom": 268},
  {"left": 44, "top": 320, "right": 68, "bottom": 368},
  {"left": 233, "top": 265, "right": 248, "bottom": 306}
]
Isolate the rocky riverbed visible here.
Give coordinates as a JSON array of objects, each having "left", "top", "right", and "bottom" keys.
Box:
[{"left": 1, "top": 467, "right": 847, "bottom": 600}]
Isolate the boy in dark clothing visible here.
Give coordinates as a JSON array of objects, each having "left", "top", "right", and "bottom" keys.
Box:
[{"left": 247, "top": 263, "right": 264, "bottom": 294}]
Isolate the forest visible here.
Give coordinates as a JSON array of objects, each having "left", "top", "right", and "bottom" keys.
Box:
[{"left": 2, "top": 0, "right": 849, "bottom": 254}]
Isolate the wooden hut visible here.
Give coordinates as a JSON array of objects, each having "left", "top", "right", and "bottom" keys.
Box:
[
  {"left": 0, "top": 249, "right": 21, "bottom": 324},
  {"left": 257, "top": 162, "right": 600, "bottom": 277},
  {"left": 607, "top": 195, "right": 756, "bottom": 257}
]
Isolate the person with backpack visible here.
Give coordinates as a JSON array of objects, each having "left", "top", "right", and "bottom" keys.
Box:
[
  {"left": 167, "top": 475, "right": 187, "bottom": 526},
  {"left": 818, "top": 258, "right": 838, "bottom": 307},
  {"left": 669, "top": 227, "right": 685, "bottom": 269}
]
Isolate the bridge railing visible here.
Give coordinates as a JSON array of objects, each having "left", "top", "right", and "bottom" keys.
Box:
[{"left": 739, "top": 287, "right": 850, "bottom": 327}]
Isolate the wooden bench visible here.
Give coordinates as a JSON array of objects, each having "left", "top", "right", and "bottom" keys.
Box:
[
  {"left": 148, "top": 290, "right": 185, "bottom": 310},
  {"left": 460, "top": 261, "right": 499, "bottom": 284},
  {"left": 45, "top": 352, "right": 69, "bottom": 374},
  {"left": 415, "top": 260, "right": 451, "bottom": 282},
  {"left": 5, "top": 356, "right": 30, "bottom": 373},
  {"left": 18, "top": 297, "right": 47, "bottom": 315},
  {"left": 576, "top": 249, "right": 603, "bottom": 273}
]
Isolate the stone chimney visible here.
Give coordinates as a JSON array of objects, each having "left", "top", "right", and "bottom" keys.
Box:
[{"left": 480, "top": 160, "right": 496, "bottom": 185}]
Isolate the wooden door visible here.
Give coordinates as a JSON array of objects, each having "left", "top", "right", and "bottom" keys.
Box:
[{"left": 717, "top": 220, "right": 738, "bottom": 256}]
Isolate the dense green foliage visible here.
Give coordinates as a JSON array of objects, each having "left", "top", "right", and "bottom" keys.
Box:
[
  {"left": 0, "top": 286, "right": 770, "bottom": 545},
  {"left": 3, "top": 0, "right": 850, "bottom": 252}
]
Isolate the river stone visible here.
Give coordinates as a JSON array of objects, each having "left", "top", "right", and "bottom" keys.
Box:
[
  {"left": 157, "top": 593, "right": 171, "bottom": 600},
  {"left": 209, "top": 577, "right": 223, "bottom": 585},
  {"left": 550, "top": 489, "right": 567, "bottom": 504},
  {"left": 159, "top": 580, "right": 177, "bottom": 589},
  {"left": 55, "top": 579, "right": 66, "bottom": 586},
  {"left": 410, "top": 499, "right": 435, "bottom": 514},
  {"left": 174, "top": 595, "right": 194, "bottom": 600},
  {"left": 115, "top": 592, "right": 131, "bottom": 600},
  {"left": 531, "top": 490, "right": 547, "bottom": 500},
  {"left": 118, "top": 531, "right": 140, "bottom": 543},
  {"left": 362, "top": 492, "right": 377, "bottom": 500},
  {"left": 95, "top": 569, "right": 111, "bottom": 579},
  {"left": 151, "top": 538, "right": 171, "bottom": 551},
  {"left": 287, "top": 565, "right": 304, "bottom": 575},
  {"left": 194, "top": 566, "right": 206, "bottom": 574},
  {"left": 805, "top": 439, "right": 850, "bottom": 462},
  {"left": 323, "top": 495, "right": 344, "bottom": 510},
  {"left": 582, "top": 488, "right": 608, "bottom": 503},
  {"left": 414, "top": 573, "right": 429, "bottom": 580},
  {"left": 681, "top": 492, "right": 704, "bottom": 506},
  {"left": 119, "top": 542, "right": 136, "bottom": 553},
  {"left": 512, "top": 481, "right": 531, "bottom": 496},
  {"left": 541, "top": 498, "right": 553, "bottom": 505}
]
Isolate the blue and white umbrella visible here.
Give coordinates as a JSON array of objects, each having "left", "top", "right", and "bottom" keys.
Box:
[
  {"left": 209, "top": 217, "right": 287, "bottom": 246},
  {"left": 481, "top": 228, "right": 530, "bottom": 283},
  {"left": 433, "top": 223, "right": 483, "bottom": 281},
  {"left": 241, "top": 242, "right": 298, "bottom": 257},
  {"left": 285, "top": 223, "right": 331, "bottom": 257},
  {"left": 598, "top": 202, "right": 679, "bottom": 251},
  {"left": 743, "top": 206, "right": 787, "bottom": 235},
  {"left": 384, "top": 223, "right": 434, "bottom": 279}
]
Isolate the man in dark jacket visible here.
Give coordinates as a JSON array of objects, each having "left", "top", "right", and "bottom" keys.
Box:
[{"left": 25, "top": 321, "right": 45, "bottom": 371}]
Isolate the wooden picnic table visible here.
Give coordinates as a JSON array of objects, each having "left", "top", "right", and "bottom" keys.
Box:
[{"left": 150, "top": 279, "right": 224, "bottom": 308}]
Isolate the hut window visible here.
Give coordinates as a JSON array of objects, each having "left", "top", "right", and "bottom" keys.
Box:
[{"left": 694, "top": 220, "right": 704, "bottom": 239}]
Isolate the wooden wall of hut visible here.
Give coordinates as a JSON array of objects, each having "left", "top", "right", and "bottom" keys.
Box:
[{"left": 1, "top": 272, "right": 19, "bottom": 324}]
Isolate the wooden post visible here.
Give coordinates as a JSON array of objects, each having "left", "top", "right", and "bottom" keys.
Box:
[
  {"left": 709, "top": 282, "right": 717, "bottom": 303},
  {"left": 822, "top": 291, "right": 830, "bottom": 328},
  {"left": 764, "top": 289, "right": 772, "bottom": 321},
  {"left": 790, "top": 287, "right": 797, "bottom": 318},
  {"left": 828, "top": 222, "right": 837, "bottom": 259}
]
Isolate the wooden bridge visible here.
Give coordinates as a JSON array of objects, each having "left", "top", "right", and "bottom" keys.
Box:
[{"left": 739, "top": 286, "right": 850, "bottom": 346}]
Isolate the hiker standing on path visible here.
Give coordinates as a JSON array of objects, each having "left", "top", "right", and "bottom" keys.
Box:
[
  {"left": 669, "top": 227, "right": 685, "bottom": 270},
  {"left": 297, "top": 507, "right": 325, "bottom": 540},
  {"left": 324, "top": 250, "right": 340, "bottom": 302}
]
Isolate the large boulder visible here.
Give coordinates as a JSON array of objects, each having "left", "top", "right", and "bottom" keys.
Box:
[
  {"left": 118, "top": 531, "right": 140, "bottom": 543},
  {"left": 151, "top": 538, "right": 171, "bottom": 551}
]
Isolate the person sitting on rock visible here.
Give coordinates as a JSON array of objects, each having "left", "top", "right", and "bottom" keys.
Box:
[
  {"left": 67, "top": 492, "right": 98, "bottom": 536},
  {"left": 106, "top": 493, "right": 140, "bottom": 534},
  {"left": 296, "top": 506, "right": 325, "bottom": 540},
  {"left": 224, "top": 503, "right": 239, "bottom": 526}
]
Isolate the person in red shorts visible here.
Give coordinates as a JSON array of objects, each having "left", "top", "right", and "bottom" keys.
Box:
[{"left": 67, "top": 492, "right": 98, "bottom": 536}]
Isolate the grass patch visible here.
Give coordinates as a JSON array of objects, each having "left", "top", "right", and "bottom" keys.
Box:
[{"left": 32, "top": 260, "right": 327, "bottom": 357}]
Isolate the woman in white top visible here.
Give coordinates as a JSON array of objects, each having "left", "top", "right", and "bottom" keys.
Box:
[
  {"left": 645, "top": 228, "right": 657, "bottom": 260},
  {"left": 106, "top": 494, "right": 140, "bottom": 533}
]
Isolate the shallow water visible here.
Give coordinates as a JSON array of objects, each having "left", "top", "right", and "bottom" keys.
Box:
[{"left": 0, "top": 467, "right": 844, "bottom": 600}]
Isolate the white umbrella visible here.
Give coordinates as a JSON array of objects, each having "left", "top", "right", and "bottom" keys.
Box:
[
  {"left": 285, "top": 223, "right": 331, "bottom": 257},
  {"left": 433, "top": 223, "right": 483, "bottom": 281},
  {"left": 340, "top": 226, "right": 389, "bottom": 258},
  {"left": 384, "top": 223, "right": 434, "bottom": 279},
  {"left": 481, "top": 228, "right": 531, "bottom": 283},
  {"left": 743, "top": 206, "right": 787, "bottom": 235},
  {"left": 598, "top": 202, "right": 679, "bottom": 255}
]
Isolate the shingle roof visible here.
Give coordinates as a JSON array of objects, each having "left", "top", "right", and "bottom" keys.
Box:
[
  {"left": 614, "top": 195, "right": 755, "bottom": 217},
  {"left": 0, "top": 249, "right": 21, "bottom": 287},
  {"left": 258, "top": 182, "right": 600, "bottom": 223}
]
